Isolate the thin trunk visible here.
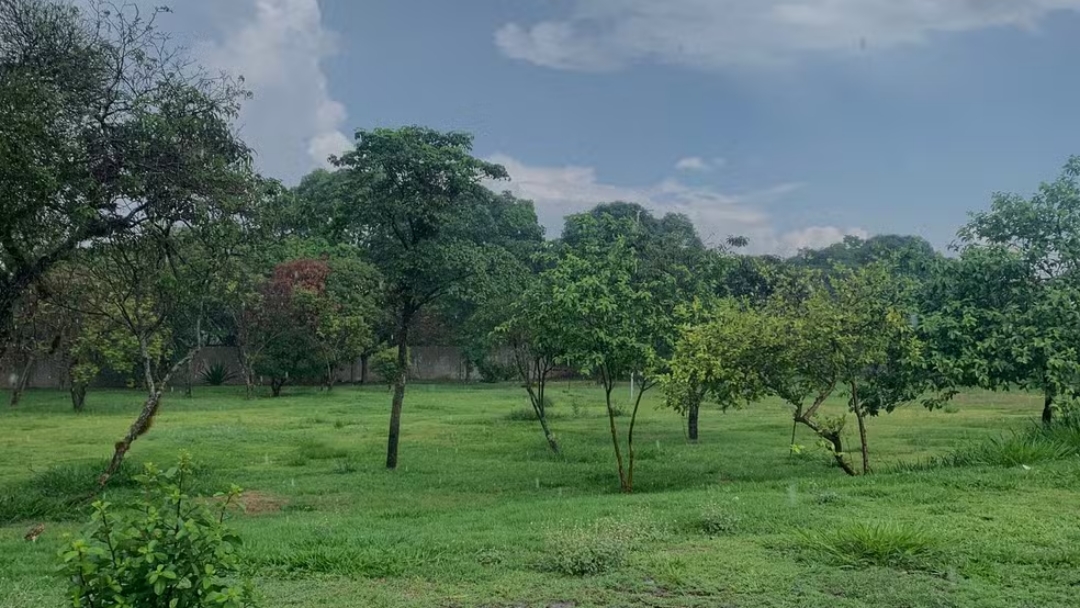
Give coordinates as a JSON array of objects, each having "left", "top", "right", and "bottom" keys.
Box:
[
  {"left": 386, "top": 312, "right": 411, "bottom": 470},
  {"left": 851, "top": 382, "right": 871, "bottom": 475},
  {"left": 1042, "top": 387, "right": 1054, "bottom": 426},
  {"left": 71, "top": 382, "right": 87, "bottom": 412},
  {"left": 625, "top": 376, "right": 648, "bottom": 493},
  {"left": 99, "top": 348, "right": 196, "bottom": 486},
  {"left": 602, "top": 370, "right": 629, "bottom": 492},
  {"left": 325, "top": 361, "right": 334, "bottom": 391},
  {"left": 791, "top": 383, "right": 857, "bottom": 476},
  {"left": 360, "top": 353, "right": 370, "bottom": 385},
  {"left": 687, "top": 401, "right": 700, "bottom": 443},
  {"left": 9, "top": 355, "right": 33, "bottom": 407},
  {"left": 789, "top": 407, "right": 800, "bottom": 455},
  {"left": 185, "top": 318, "right": 199, "bottom": 398}
]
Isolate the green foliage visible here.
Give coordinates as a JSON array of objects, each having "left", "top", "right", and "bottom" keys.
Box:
[
  {"left": 58, "top": 453, "right": 256, "bottom": 608},
  {"left": 696, "top": 503, "right": 740, "bottom": 536},
  {"left": 798, "top": 523, "right": 944, "bottom": 571},
  {"left": 0, "top": 461, "right": 137, "bottom": 524},
  {"left": 200, "top": 364, "right": 236, "bottom": 387},
  {"left": 371, "top": 347, "right": 407, "bottom": 386},
  {"left": 0, "top": 0, "right": 251, "bottom": 342},
  {"left": 475, "top": 358, "right": 516, "bottom": 383},
  {"left": 541, "top": 519, "right": 639, "bottom": 576}
]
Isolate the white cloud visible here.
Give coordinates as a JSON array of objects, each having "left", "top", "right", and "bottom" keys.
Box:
[
  {"left": 487, "top": 154, "right": 861, "bottom": 255},
  {"left": 675, "top": 156, "right": 726, "bottom": 172},
  {"left": 780, "top": 225, "right": 869, "bottom": 252},
  {"left": 198, "top": 0, "right": 351, "bottom": 182},
  {"left": 496, "top": 0, "right": 1080, "bottom": 71}
]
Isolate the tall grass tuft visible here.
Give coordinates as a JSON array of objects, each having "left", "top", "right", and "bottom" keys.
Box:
[{"left": 798, "top": 522, "right": 944, "bottom": 570}]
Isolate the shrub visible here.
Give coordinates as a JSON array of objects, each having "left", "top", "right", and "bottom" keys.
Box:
[
  {"left": 697, "top": 503, "right": 740, "bottom": 536},
  {"left": 476, "top": 359, "right": 516, "bottom": 383},
  {"left": 798, "top": 522, "right": 943, "bottom": 570},
  {"left": 371, "top": 348, "right": 408, "bottom": 387},
  {"left": 200, "top": 363, "right": 236, "bottom": 386},
  {"left": 58, "top": 453, "right": 256, "bottom": 608},
  {"left": 542, "top": 516, "right": 656, "bottom": 576}
]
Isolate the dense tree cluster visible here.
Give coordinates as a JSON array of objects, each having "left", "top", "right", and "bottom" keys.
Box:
[{"left": 5, "top": 0, "right": 1080, "bottom": 491}]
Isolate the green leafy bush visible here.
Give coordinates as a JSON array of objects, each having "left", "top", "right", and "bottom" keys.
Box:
[
  {"left": 58, "top": 453, "right": 256, "bottom": 608},
  {"left": 200, "top": 363, "right": 236, "bottom": 386},
  {"left": 542, "top": 516, "right": 656, "bottom": 576},
  {"left": 476, "top": 359, "right": 516, "bottom": 383},
  {"left": 371, "top": 347, "right": 408, "bottom": 387},
  {"left": 697, "top": 503, "right": 740, "bottom": 535}
]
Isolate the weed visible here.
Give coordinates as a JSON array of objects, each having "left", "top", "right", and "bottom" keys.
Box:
[
  {"left": 332, "top": 458, "right": 358, "bottom": 474},
  {"left": 798, "top": 522, "right": 944, "bottom": 570},
  {"left": 0, "top": 460, "right": 137, "bottom": 524},
  {"left": 697, "top": 503, "right": 740, "bottom": 535}
]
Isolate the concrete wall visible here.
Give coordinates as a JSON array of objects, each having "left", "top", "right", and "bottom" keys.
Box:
[{"left": 2, "top": 345, "right": 489, "bottom": 390}]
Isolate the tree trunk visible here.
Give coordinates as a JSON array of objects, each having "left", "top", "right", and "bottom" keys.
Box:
[
  {"left": 687, "top": 401, "right": 700, "bottom": 443},
  {"left": 360, "top": 353, "right": 370, "bottom": 385},
  {"left": 625, "top": 377, "right": 648, "bottom": 493},
  {"left": 270, "top": 378, "right": 284, "bottom": 397},
  {"left": 386, "top": 313, "right": 411, "bottom": 470},
  {"left": 71, "top": 382, "right": 87, "bottom": 412},
  {"left": 100, "top": 391, "right": 162, "bottom": 485},
  {"left": 99, "top": 348, "right": 196, "bottom": 487},
  {"left": 851, "top": 382, "right": 871, "bottom": 475},
  {"left": 1042, "top": 388, "right": 1054, "bottom": 426},
  {"left": 602, "top": 371, "right": 629, "bottom": 492},
  {"left": 9, "top": 355, "right": 33, "bottom": 407}
]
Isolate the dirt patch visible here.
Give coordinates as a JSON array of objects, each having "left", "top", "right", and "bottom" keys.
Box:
[{"left": 233, "top": 491, "right": 288, "bottom": 515}]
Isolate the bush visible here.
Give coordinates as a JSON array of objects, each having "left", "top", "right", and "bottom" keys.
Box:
[
  {"left": 58, "top": 453, "right": 256, "bottom": 607},
  {"left": 200, "top": 363, "right": 236, "bottom": 386},
  {"left": 0, "top": 460, "right": 137, "bottom": 524},
  {"left": 476, "top": 358, "right": 516, "bottom": 383},
  {"left": 697, "top": 503, "right": 740, "bottom": 536},
  {"left": 542, "top": 516, "right": 656, "bottom": 576},
  {"left": 798, "top": 522, "right": 943, "bottom": 570},
  {"left": 371, "top": 347, "right": 408, "bottom": 386}
]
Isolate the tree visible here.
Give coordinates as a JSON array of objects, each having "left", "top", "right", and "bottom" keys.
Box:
[
  {"left": 540, "top": 240, "right": 664, "bottom": 492},
  {"left": 790, "top": 234, "right": 939, "bottom": 280},
  {"left": 0, "top": 0, "right": 250, "bottom": 353},
  {"left": 663, "top": 299, "right": 767, "bottom": 442},
  {"left": 920, "top": 158, "right": 1080, "bottom": 424},
  {"left": 767, "top": 264, "right": 926, "bottom": 474},
  {"left": 494, "top": 254, "right": 565, "bottom": 453},
  {"left": 243, "top": 257, "right": 378, "bottom": 396},
  {"left": 330, "top": 127, "right": 514, "bottom": 470}
]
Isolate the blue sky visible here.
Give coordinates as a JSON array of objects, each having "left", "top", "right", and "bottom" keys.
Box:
[{"left": 159, "top": 1, "right": 1080, "bottom": 253}]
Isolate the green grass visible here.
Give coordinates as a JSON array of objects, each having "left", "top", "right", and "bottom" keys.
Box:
[{"left": 2, "top": 383, "right": 1079, "bottom": 607}]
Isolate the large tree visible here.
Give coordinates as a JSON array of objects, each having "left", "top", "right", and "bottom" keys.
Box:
[
  {"left": 921, "top": 158, "right": 1080, "bottom": 424},
  {"left": 330, "top": 127, "right": 522, "bottom": 470},
  {"left": 0, "top": 0, "right": 250, "bottom": 356}
]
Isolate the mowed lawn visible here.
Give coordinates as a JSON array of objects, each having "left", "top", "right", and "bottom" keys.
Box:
[{"left": 2, "top": 383, "right": 1079, "bottom": 607}]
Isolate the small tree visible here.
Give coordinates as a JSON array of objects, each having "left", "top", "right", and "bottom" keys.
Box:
[
  {"left": 663, "top": 299, "right": 766, "bottom": 442},
  {"left": 541, "top": 240, "right": 663, "bottom": 492},
  {"left": 331, "top": 127, "right": 511, "bottom": 470},
  {"left": 495, "top": 265, "right": 567, "bottom": 453},
  {"left": 244, "top": 257, "right": 377, "bottom": 396}
]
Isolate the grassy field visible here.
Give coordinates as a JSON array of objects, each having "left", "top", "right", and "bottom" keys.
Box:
[{"left": 1, "top": 382, "right": 1079, "bottom": 607}]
